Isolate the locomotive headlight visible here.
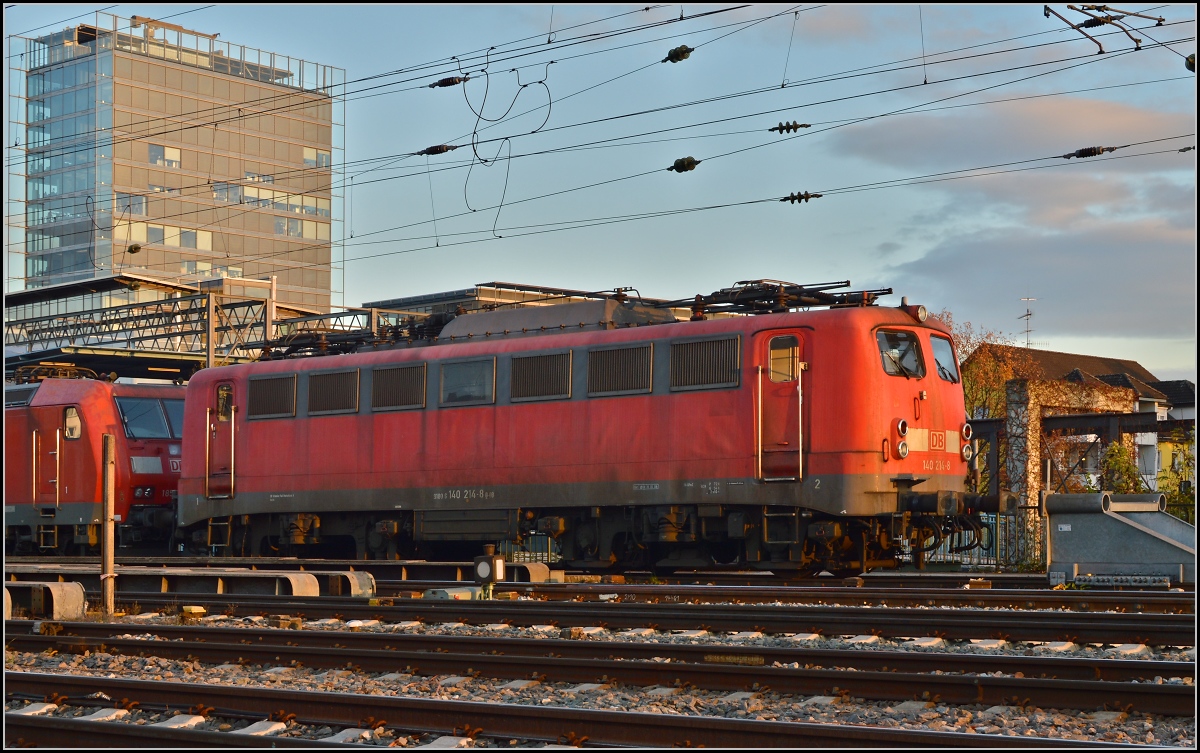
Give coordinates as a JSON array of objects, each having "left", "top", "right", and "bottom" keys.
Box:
[
  {"left": 134, "top": 488, "right": 143, "bottom": 498},
  {"left": 897, "top": 441, "right": 909, "bottom": 459},
  {"left": 896, "top": 419, "right": 908, "bottom": 437},
  {"left": 961, "top": 423, "right": 973, "bottom": 441},
  {"left": 961, "top": 444, "right": 974, "bottom": 461}
]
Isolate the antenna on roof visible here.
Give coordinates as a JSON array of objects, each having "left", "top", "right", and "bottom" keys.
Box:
[{"left": 1019, "top": 298, "right": 1037, "bottom": 348}]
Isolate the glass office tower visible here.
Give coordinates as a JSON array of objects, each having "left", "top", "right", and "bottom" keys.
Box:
[{"left": 8, "top": 12, "right": 345, "bottom": 310}]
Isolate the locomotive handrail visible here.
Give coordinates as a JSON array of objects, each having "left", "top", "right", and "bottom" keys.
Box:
[
  {"left": 797, "top": 371, "right": 803, "bottom": 481},
  {"left": 204, "top": 407, "right": 211, "bottom": 499},
  {"left": 230, "top": 405, "right": 236, "bottom": 500},
  {"left": 31, "top": 429, "right": 37, "bottom": 504},
  {"left": 55, "top": 428, "right": 61, "bottom": 508},
  {"left": 756, "top": 366, "right": 763, "bottom": 481}
]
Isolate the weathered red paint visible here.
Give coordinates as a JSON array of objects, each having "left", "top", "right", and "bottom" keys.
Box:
[{"left": 178, "top": 307, "right": 967, "bottom": 509}]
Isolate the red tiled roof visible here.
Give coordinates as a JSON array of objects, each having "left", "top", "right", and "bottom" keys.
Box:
[{"left": 967, "top": 344, "right": 1159, "bottom": 384}]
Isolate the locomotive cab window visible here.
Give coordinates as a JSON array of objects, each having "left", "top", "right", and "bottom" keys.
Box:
[
  {"left": 115, "top": 397, "right": 171, "bottom": 438},
  {"left": 4, "top": 386, "right": 38, "bottom": 407},
  {"left": 63, "top": 406, "right": 81, "bottom": 439},
  {"left": 877, "top": 330, "right": 926, "bottom": 379},
  {"left": 163, "top": 399, "right": 185, "bottom": 438},
  {"left": 930, "top": 336, "right": 960, "bottom": 383},
  {"left": 216, "top": 384, "right": 233, "bottom": 421},
  {"left": 441, "top": 358, "right": 495, "bottom": 406},
  {"left": 769, "top": 336, "right": 799, "bottom": 382}
]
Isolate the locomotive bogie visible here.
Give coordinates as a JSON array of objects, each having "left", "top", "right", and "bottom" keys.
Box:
[{"left": 174, "top": 302, "right": 984, "bottom": 571}]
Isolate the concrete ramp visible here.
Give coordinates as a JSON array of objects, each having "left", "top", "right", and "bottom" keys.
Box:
[
  {"left": 4, "top": 582, "right": 87, "bottom": 620},
  {"left": 1046, "top": 493, "right": 1196, "bottom": 585}
]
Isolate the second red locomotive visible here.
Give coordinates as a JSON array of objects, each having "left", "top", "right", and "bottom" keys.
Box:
[
  {"left": 4, "top": 369, "right": 184, "bottom": 554},
  {"left": 173, "top": 281, "right": 1000, "bottom": 572}
]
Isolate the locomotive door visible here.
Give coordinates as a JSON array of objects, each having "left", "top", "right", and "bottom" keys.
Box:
[
  {"left": 206, "top": 382, "right": 236, "bottom": 498},
  {"left": 30, "top": 407, "right": 63, "bottom": 506},
  {"left": 756, "top": 331, "right": 807, "bottom": 481}
]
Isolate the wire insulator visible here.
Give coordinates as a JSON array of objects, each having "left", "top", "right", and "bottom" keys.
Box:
[
  {"left": 429, "top": 76, "right": 469, "bottom": 88},
  {"left": 1080, "top": 14, "right": 1123, "bottom": 27},
  {"left": 418, "top": 145, "right": 459, "bottom": 156},
  {"left": 780, "top": 191, "right": 822, "bottom": 204},
  {"left": 662, "top": 45, "right": 694, "bottom": 64},
  {"left": 1180, "top": 146, "right": 1195, "bottom": 153},
  {"left": 1187, "top": 54, "right": 1195, "bottom": 73},
  {"left": 668, "top": 156, "right": 700, "bottom": 173},
  {"left": 769, "top": 121, "right": 811, "bottom": 134},
  {"left": 1062, "top": 146, "right": 1116, "bottom": 159}
]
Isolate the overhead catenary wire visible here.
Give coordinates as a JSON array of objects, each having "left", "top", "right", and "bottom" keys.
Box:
[
  {"left": 25, "top": 66, "right": 1192, "bottom": 279},
  {"left": 96, "top": 130, "right": 1193, "bottom": 283},
  {"left": 11, "top": 12, "right": 1187, "bottom": 177},
  {"left": 39, "top": 1, "right": 1158, "bottom": 171},
  {"left": 6, "top": 4, "right": 760, "bottom": 163},
  {"left": 24, "top": 21, "right": 1193, "bottom": 225},
  {"left": 32, "top": 35, "right": 1191, "bottom": 286},
  {"left": 267, "top": 145, "right": 1200, "bottom": 269},
  {"left": 21, "top": 69, "right": 1190, "bottom": 258},
  {"left": 14, "top": 17, "right": 1195, "bottom": 282},
  {"left": 16, "top": 38, "right": 1192, "bottom": 258}
]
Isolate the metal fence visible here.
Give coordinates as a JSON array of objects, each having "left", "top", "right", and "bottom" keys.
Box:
[{"left": 917, "top": 511, "right": 1045, "bottom": 571}]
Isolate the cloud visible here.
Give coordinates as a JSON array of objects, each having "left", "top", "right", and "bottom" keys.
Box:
[
  {"left": 886, "top": 218, "right": 1196, "bottom": 339},
  {"left": 825, "top": 95, "right": 1196, "bottom": 173},
  {"left": 795, "top": 5, "right": 877, "bottom": 44}
]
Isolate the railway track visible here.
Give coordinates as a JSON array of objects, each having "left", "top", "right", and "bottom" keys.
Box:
[
  {"left": 3, "top": 671, "right": 1144, "bottom": 748},
  {"left": 84, "top": 592, "right": 1196, "bottom": 646},
  {"left": 6, "top": 621, "right": 1194, "bottom": 716},
  {"left": 385, "top": 582, "right": 1195, "bottom": 613},
  {"left": 4, "top": 556, "right": 1145, "bottom": 592}
]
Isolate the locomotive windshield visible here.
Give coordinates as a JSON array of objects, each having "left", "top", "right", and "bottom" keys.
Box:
[
  {"left": 930, "top": 336, "right": 960, "bottom": 383},
  {"left": 163, "top": 399, "right": 185, "bottom": 438},
  {"left": 876, "top": 330, "right": 926, "bottom": 378},
  {"left": 115, "top": 397, "right": 172, "bottom": 439}
]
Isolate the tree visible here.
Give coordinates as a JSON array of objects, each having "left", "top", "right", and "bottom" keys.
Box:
[
  {"left": 1098, "top": 440, "right": 1142, "bottom": 494},
  {"left": 932, "top": 309, "right": 1043, "bottom": 421},
  {"left": 1158, "top": 428, "right": 1196, "bottom": 524}
]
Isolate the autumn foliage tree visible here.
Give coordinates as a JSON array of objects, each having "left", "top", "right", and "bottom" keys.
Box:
[{"left": 932, "top": 309, "right": 1043, "bottom": 420}]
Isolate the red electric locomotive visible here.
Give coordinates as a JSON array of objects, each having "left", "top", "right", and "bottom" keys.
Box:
[
  {"left": 4, "top": 369, "right": 184, "bottom": 554},
  {"left": 175, "top": 281, "right": 1002, "bottom": 572}
]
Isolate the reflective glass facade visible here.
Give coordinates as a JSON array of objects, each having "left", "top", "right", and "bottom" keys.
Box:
[{"left": 9, "top": 13, "right": 344, "bottom": 311}]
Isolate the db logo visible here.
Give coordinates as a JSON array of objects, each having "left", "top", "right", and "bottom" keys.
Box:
[
  {"left": 169, "top": 459, "right": 182, "bottom": 473},
  {"left": 930, "top": 431, "right": 946, "bottom": 452}
]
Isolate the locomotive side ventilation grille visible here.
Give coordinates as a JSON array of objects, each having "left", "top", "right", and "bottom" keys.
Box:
[
  {"left": 309, "top": 370, "right": 359, "bottom": 415},
  {"left": 588, "top": 344, "right": 653, "bottom": 396},
  {"left": 247, "top": 375, "right": 296, "bottom": 419},
  {"left": 670, "top": 336, "right": 740, "bottom": 391},
  {"left": 373, "top": 364, "right": 426, "bottom": 411},
  {"left": 511, "top": 352, "right": 571, "bottom": 402}
]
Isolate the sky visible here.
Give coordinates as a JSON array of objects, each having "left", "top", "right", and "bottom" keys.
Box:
[{"left": 5, "top": 4, "right": 1197, "bottom": 380}]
